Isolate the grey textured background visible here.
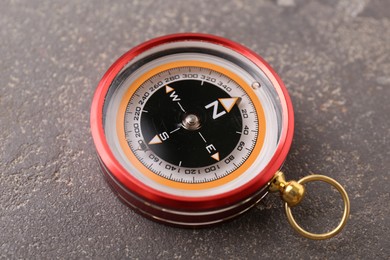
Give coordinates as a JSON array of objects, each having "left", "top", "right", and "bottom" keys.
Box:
[{"left": 1, "top": 0, "right": 389, "bottom": 259}]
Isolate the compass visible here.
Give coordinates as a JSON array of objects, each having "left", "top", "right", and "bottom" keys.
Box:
[{"left": 91, "top": 33, "right": 349, "bottom": 238}]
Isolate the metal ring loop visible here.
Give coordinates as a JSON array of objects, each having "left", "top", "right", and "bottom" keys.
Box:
[{"left": 284, "top": 174, "right": 350, "bottom": 240}]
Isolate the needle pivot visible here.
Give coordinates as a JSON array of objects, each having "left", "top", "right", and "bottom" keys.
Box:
[{"left": 182, "top": 113, "right": 201, "bottom": 131}]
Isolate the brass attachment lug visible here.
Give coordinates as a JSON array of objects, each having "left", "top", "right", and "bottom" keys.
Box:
[{"left": 269, "top": 171, "right": 305, "bottom": 207}]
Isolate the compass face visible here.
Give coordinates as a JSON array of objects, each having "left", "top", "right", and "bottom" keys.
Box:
[
  {"left": 138, "top": 77, "right": 244, "bottom": 169},
  {"left": 97, "top": 35, "right": 291, "bottom": 204},
  {"left": 123, "top": 64, "right": 260, "bottom": 185},
  {"left": 110, "top": 59, "right": 268, "bottom": 193}
]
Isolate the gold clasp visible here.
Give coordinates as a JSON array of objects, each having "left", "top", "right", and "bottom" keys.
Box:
[
  {"left": 269, "top": 171, "right": 306, "bottom": 207},
  {"left": 269, "top": 171, "right": 350, "bottom": 240}
]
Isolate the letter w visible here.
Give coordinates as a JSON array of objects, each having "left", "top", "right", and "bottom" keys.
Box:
[{"left": 169, "top": 91, "right": 181, "bottom": 101}]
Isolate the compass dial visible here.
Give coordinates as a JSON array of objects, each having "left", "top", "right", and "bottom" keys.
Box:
[
  {"left": 123, "top": 64, "right": 259, "bottom": 184},
  {"left": 91, "top": 34, "right": 294, "bottom": 226},
  {"left": 114, "top": 60, "right": 267, "bottom": 191}
]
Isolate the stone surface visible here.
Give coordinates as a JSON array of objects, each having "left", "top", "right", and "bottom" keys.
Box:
[{"left": 1, "top": 0, "right": 389, "bottom": 259}]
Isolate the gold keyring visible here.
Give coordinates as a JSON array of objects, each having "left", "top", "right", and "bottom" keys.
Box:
[{"left": 284, "top": 174, "right": 350, "bottom": 240}]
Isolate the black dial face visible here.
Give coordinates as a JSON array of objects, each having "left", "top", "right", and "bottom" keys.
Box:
[
  {"left": 123, "top": 65, "right": 260, "bottom": 184},
  {"left": 140, "top": 79, "right": 242, "bottom": 168}
]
